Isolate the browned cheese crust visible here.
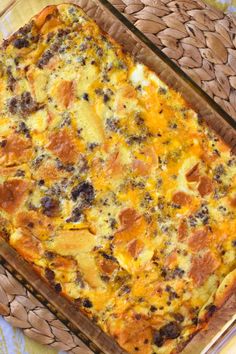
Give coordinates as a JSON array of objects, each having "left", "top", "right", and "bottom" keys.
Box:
[{"left": 0, "top": 4, "right": 235, "bottom": 354}]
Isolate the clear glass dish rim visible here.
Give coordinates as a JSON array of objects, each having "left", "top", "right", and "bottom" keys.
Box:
[{"left": 0, "top": 1, "right": 235, "bottom": 354}]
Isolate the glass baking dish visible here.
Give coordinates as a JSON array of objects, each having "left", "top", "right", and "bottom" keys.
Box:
[{"left": 0, "top": 0, "right": 235, "bottom": 353}]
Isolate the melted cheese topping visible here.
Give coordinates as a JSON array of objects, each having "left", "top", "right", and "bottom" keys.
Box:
[{"left": 0, "top": 4, "right": 235, "bottom": 354}]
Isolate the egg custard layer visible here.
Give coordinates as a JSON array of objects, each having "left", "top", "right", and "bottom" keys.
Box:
[{"left": 0, "top": 4, "right": 235, "bottom": 354}]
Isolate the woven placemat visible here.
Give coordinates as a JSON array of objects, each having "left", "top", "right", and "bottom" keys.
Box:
[
  {"left": 0, "top": 265, "right": 93, "bottom": 354},
  {"left": 110, "top": 0, "right": 236, "bottom": 119},
  {"left": 0, "top": 1, "right": 236, "bottom": 353}
]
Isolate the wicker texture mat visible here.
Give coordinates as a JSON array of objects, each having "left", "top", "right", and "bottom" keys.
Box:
[
  {"left": 0, "top": 1, "right": 236, "bottom": 353},
  {"left": 0, "top": 265, "right": 92, "bottom": 354},
  {"left": 110, "top": 0, "right": 236, "bottom": 119}
]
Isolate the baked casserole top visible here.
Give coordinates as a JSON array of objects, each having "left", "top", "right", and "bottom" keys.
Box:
[{"left": 0, "top": 4, "right": 235, "bottom": 354}]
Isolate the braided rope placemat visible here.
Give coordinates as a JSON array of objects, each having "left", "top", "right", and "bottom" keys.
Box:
[
  {"left": 0, "top": 265, "right": 93, "bottom": 354},
  {"left": 110, "top": 0, "right": 236, "bottom": 119},
  {"left": 0, "top": 1, "right": 236, "bottom": 353}
]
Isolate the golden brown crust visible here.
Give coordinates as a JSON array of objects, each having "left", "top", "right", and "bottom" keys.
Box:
[
  {"left": 55, "top": 80, "right": 75, "bottom": 109},
  {"left": 34, "top": 6, "right": 58, "bottom": 30},
  {"left": 119, "top": 208, "right": 140, "bottom": 230},
  {"left": 132, "top": 158, "right": 151, "bottom": 176},
  {"left": 197, "top": 269, "right": 236, "bottom": 332},
  {"left": 0, "top": 134, "right": 32, "bottom": 166},
  {"left": 177, "top": 218, "right": 188, "bottom": 241},
  {"left": 47, "top": 129, "right": 80, "bottom": 164},
  {"left": 108, "top": 316, "right": 153, "bottom": 353},
  {"left": 185, "top": 163, "right": 200, "bottom": 182},
  {"left": 212, "top": 269, "right": 236, "bottom": 309},
  {"left": 172, "top": 191, "right": 192, "bottom": 206},
  {"left": 188, "top": 228, "right": 209, "bottom": 252},
  {"left": 34, "top": 160, "right": 69, "bottom": 183},
  {"left": 0, "top": 179, "right": 30, "bottom": 214},
  {"left": 10, "top": 229, "right": 43, "bottom": 262},
  {"left": 15, "top": 211, "right": 54, "bottom": 240},
  {"left": 198, "top": 176, "right": 213, "bottom": 197},
  {"left": 189, "top": 251, "right": 220, "bottom": 287}
]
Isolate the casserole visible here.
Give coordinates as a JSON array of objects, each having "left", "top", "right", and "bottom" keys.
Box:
[{"left": 2, "top": 1, "right": 234, "bottom": 352}]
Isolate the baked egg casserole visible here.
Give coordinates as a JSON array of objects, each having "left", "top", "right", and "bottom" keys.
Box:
[{"left": 0, "top": 4, "right": 235, "bottom": 353}]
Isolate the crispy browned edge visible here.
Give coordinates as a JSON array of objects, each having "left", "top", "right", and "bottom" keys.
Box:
[
  {"left": 0, "top": 2, "right": 236, "bottom": 353},
  {"left": 0, "top": 238, "right": 126, "bottom": 354},
  {"left": 176, "top": 270, "right": 236, "bottom": 353},
  {"left": 2, "top": 4, "right": 56, "bottom": 44},
  {"left": 0, "top": 4, "right": 127, "bottom": 354}
]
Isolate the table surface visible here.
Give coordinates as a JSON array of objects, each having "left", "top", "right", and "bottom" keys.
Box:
[
  {"left": 206, "top": 0, "right": 236, "bottom": 13},
  {"left": 0, "top": 317, "right": 60, "bottom": 354},
  {"left": 0, "top": 0, "right": 235, "bottom": 353}
]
